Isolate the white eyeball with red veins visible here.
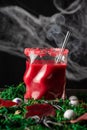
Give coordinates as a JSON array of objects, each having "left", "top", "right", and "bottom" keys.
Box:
[
  {"left": 64, "top": 109, "right": 76, "bottom": 119},
  {"left": 69, "top": 96, "right": 79, "bottom": 106},
  {"left": 12, "top": 98, "right": 22, "bottom": 105}
]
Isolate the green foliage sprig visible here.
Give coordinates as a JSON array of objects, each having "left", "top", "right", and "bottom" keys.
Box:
[{"left": 0, "top": 83, "right": 87, "bottom": 130}]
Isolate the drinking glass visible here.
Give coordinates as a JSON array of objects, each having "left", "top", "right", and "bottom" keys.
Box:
[{"left": 23, "top": 48, "right": 69, "bottom": 100}]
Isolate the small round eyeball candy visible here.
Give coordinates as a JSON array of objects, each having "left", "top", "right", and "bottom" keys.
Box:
[
  {"left": 69, "top": 96, "right": 79, "bottom": 106},
  {"left": 64, "top": 109, "right": 76, "bottom": 119},
  {"left": 12, "top": 98, "right": 22, "bottom": 105}
]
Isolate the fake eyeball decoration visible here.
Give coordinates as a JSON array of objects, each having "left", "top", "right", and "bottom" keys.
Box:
[
  {"left": 69, "top": 96, "right": 79, "bottom": 106},
  {"left": 64, "top": 109, "right": 76, "bottom": 119},
  {"left": 12, "top": 98, "right": 22, "bottom": 105}
]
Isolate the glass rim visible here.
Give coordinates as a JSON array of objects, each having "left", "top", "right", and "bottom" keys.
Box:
[{"left": 24, "top": 48, "right": 69, "bottom": 57}]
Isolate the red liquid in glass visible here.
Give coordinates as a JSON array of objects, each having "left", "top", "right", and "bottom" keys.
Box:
[{"left": 23, "top": 60, "right": 66, "bottom": 100}]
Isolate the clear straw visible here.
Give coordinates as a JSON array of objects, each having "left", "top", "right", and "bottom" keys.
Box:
[{"left": 56, "top": 31, "right": 70, "bottom": 63}]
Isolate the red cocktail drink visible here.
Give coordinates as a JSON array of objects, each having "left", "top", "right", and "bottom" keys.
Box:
[{"left": 23, "top": 48, "right": 69, "bottom": 100}]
